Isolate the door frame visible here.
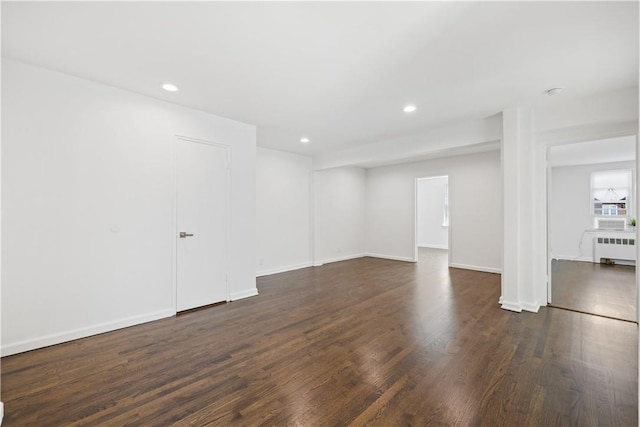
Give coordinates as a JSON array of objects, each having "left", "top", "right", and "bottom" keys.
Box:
[
  {"left": 546, "top": 137, "right": 638, "bottom": 322},
  {"left": 546, "top": 152, "right": 553, "bottom": 304},
  {"left": 414, "top": 175, "right": 451, "bottom": 265},
  {"left": 172, "top": 135, "right": 232, "bottom": 313}
]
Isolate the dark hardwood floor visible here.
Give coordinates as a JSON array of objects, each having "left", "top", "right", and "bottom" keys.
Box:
[
  {"left": 2, "top": 248, "right": 638, "bottom": 426},
  {"left": 551, "top": 259, "right": 636, "bottom": 321}
]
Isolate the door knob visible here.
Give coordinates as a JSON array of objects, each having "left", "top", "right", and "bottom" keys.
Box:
[{"left": 179, "top": 232, "right": 194, "bottom": 238}]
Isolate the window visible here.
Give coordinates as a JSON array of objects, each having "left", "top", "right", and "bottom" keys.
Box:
[{"left": 591, "top": 169, "right": 633, "bottom": 225}]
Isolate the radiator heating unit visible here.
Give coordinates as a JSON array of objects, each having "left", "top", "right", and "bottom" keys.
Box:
[{"left": 594, "top": 236, "right": 636, "bottom": 265}]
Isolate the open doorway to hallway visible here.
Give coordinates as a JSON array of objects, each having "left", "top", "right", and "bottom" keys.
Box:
[
  {"left": 548, "top": 136, "right": 637, "bottom": 322},
  {"left": 415, "top": 176, "right": 449, "bottom": 263}
]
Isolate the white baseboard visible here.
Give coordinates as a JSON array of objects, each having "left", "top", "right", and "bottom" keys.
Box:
[
  {"left": 316, "top": 253, "right": 367, "bottom": 265},
  {"left": 1, "top": 308, "right": 175, "bottom": 357},
  {"left": 1, "top": 401, "right": 4, "bottom": 425},
  {"left": 552, "top": 254, "right": 594, "bottom": 263},
  {"left": 521, "top": 302, "right": 541, "bottom": 313},
  {"left": 366, "top": 253, "right": 416, "bottom": 263},
  {"left": 500, "top": 300, "right": 541, "bottom": 313},
  {"left": 449, "top": 263, "right": 502, "bottom": 274},
  {"left": 229, "top": 288, "right": 259, "bottom": 301},
  {"left": 257, "top": 262, "right": 313, "bottom": 277},
  {"left": 417, "top": 244, "right": 448, "bottom": 250},
  {"left": 553, "top": 255, "right": 635, "bottom": 266},
  {"left": 500, "top": 300, "right": 523, "bottom": 312},
  {"left": 257, "top": 255, "right": 370, "bottom": 277}
]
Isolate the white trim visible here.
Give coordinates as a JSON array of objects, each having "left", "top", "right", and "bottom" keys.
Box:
[
  {"left": 171, "top": 136, "right": 177, "bottom": 315},
  {"left": 500, "top": 299, "right": 541, "bottom": 313},
  {"left": 521, "top": 302, "right": 541, "bottom": 313},
  {"left": 0, "top": 402, "right": 4, "bottom": 425},
  {"left": 317, "top": 253, "right": 367, "bottom": 265},
  {"left": 551, "top": 255, "right": 594, "bottom": 263},
  {"left": 449, "top": 263, "right": 502, "bottom": 274},
  {"left": 257, "top": 255, "right": 371, "bottom": 277},
  {"left": 229, "top": 288, "right": 259, "bottom": 301},
  {"left": 416, "top": 175, "right": 449, "bottom": 181},
  {"left": 418, "top": 244, "right": 449, "bottom": 250},
  {"left": 309, "top": 163, "right": 316, "bottom": 272},
  {"left": 257, "top": 262, "right": 314, "bottom": 277},
  {"left": 448, "top": 188, "right": 452, "bottom": 268},
  {"left": 500, "top": 300, "right": 523, "bottom": 312},
  {"left": 546, "top": 147, "right": 553, "bottom": 305},
  {"left": 501, "top": 295, "right": 544, "bottom": 312},
  {"left": 366, "top": 253, "right": 416, "bottom": 263},
  {"left": 1, "top": 309, "right": 174, "bottom": 357},
  {"left": 414, "top": 178, "right": 418, "bottom": 262}
]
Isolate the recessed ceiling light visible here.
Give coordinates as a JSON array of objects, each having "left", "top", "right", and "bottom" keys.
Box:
[
  {"left": 162, "top": 83, "right": 179, "bottom": 92},
  {"left": 300, "top": 137, "right": 310, "bottom": 144},
  {"left": 546, "top": 87, "right": 564, "bottom": 96},
  {"left": 403, "top": 104, "right": 417, "bottom": 113}
]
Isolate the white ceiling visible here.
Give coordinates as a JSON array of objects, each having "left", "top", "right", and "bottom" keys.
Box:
[
  {"left": 2, "top": 1, "right": 638, "bottom": 157},
  {"left": 549, "top": 135, "right": 636, "bottom": 168}
]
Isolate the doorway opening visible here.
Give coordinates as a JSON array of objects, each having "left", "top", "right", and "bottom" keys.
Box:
[
  {"left": 415, "top": 176, "right": 450, "bottom": 264},
  {"left": 547, "top": 136, "right": 637, "bottom": 322}
]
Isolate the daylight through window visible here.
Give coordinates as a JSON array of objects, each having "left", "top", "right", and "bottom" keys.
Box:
[{"left": 591, "top": 169, "right": 633, "bottom": 227}]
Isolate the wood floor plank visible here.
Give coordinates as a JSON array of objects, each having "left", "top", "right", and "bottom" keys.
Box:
[
  {"left": 2, "top": 249, "right": 637, "bottom": 426},
  {"left": 551, "top": 259, "right": 636, "bottom": 321}
]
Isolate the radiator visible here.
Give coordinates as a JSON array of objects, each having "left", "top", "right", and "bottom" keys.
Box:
[{"left": 594, "top": 236, "right": 636, "bottom": 263}]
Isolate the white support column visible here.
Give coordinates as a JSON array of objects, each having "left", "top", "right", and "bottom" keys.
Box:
[
  {"left": 501, "top": 107, "right": 541, "bottom": 312},
  {"left": 1, "top": 0, "right": 5, "bottom": 414},
  {"left": 532, "top": 140, "right": 549, "bottom": 308}
]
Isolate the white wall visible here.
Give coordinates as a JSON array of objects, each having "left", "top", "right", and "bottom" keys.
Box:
[
  {"left": 2, "top": 59, "right": 257, "bottom": 356},
  {"left": 256, "top": 147, "right": 313, "bottom": 275},
  {"left": 315, "top": 115, "right": 501, "bottom": 170},
  {"left": 366, "top": 150, "right": 501, "bottom": 272},
  {"left": 314, "top": 167, "right": 367, "bottom": 263},
  {"left": 416, "top": 176, "right": 448, "bottom": 249},
  {"left": 550, "top": 160, "right": 635, "bottom": 261}
]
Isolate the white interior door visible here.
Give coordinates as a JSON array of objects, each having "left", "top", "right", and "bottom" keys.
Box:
[{"left": 175, "top": 137, "right": 229, "bottom": 312}]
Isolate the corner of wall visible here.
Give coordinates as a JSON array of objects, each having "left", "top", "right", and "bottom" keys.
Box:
[
  {"left": 315, "top": 253, "right": 367, "bottom": 266},
  {"left": 229, "top": 288, "right": 259, "bottom": 301},
  {"left": 449, "top": 263, "right": 502, "bottom": 274},
  {"left": 256, "top": 262, "right": 313, "bottom": 277}
]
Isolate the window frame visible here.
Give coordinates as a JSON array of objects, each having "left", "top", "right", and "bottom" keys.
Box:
[{"left": 591, "top": 169, "right": 634, "bottom": 227}]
